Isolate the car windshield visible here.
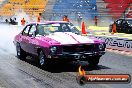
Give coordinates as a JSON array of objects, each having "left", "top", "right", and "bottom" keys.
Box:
[{"left": 36, "top": 23, "right": 80, "bottom": 36}]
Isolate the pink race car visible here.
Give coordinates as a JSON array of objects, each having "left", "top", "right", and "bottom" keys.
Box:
[{"left": 14, "top": 21, "right": 106, "bottom": 68}]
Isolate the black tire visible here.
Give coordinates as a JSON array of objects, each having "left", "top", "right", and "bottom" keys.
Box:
[
  {"left": 76, "top": 76, "right": 87, "bottom": 85},
  {"left": 127, "top": 29, "right": 132, "bottom": 34},
  {"left": 87, "top": 56, "right": 100, "bottom": 66},
  {"left": 16, "top": 43, "right": 26, "bottom": 60},
  {"left": 109, "top": 28, "right": 112, "bottom": 33},
  {"left": 38, "top": 50, "right": 49, "bottom": 68}
]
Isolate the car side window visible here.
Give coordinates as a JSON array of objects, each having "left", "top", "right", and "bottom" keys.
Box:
[
  {"left": 22, "top": 25, "right": 31, "bottom": 36},
  {"left": 122, "top": 20, "right": 127, "bottom": 24},
  {"left": 116, "top": 20, "right": 122, "bottom": 25},
  {"left": 29, "top": 25, "right": 36, "bottom": 37}
]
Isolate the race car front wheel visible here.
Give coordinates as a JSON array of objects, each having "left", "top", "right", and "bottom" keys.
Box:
[
  {"left": 16, "top": 43, "right": 26, "bottom": 60},
  {"left": 38, "top": 50, "right": 49, "bottom": 68},
  {"left": 87, "top": 56, "right": 100, "bottom": 66}
]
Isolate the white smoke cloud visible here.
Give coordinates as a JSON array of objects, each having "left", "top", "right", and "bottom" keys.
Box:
[{"left": 0, "top": 24, "right": 23, "bottom": 55}]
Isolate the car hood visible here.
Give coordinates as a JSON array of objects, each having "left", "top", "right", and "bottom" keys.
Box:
[{"left": 43, "top": 32, "right": 95, "bottom": 45}]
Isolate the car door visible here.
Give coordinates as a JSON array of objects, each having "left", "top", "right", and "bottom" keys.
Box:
[
  {"left": 27, "top": 24, "right": 38, "bottom": 55},
  {"left": 20, "top": 25, "right": 31, "bottom": 52},
  {"left": 116, "top": 19, "right": 123, "bottom": 32},
  {"left": 122, "top": 20, "right": 128, "bottom": 33}
]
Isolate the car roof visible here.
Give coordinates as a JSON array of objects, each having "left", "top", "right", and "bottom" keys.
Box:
[{"left": 28, "top": 21, "right": 69, "bottom": 25}]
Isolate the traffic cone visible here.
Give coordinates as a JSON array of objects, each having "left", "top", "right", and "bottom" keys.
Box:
[{"left": 81, "top": 21, "right": 87, "bottom": 35}]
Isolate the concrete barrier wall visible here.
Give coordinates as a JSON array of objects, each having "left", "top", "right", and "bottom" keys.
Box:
[{"left": 95, "top": 36, "right": 132, "bottom": 52}]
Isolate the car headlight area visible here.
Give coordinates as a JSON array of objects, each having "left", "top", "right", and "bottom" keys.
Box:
[
  {"left": 99, "top": 43, "right": 105, "bottom": 50},
  {"left": 50, "top": 46, "right": 57, "bottom": 54}
]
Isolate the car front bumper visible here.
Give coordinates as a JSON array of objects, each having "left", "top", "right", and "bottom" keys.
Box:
[{"left": 48, "top": 51, "right": 105, "bottom": 61}]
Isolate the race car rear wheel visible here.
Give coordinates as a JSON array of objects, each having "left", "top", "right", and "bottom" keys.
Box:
[
  {"left": 87, "top": 56, "right": 100, "bottom": 66},
  {"left": 38, "top": 50, "right": 48, "bottom": 68},
  {"left": 16, "top": 43, "right": 26, "bottom": 60}
]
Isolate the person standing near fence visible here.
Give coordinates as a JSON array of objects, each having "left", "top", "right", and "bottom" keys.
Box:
[
  {"left": 21, "top": 18, "right": 26, "bottom": 26},
  {"left": 37, "top": 13, "right": 42, "bottom": 22},
  {"left": 63, "top": 15, "right": 70, "bottom": 22},
  {"left": 94, "top": 16, "right": 98, "bottom": 26}
]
